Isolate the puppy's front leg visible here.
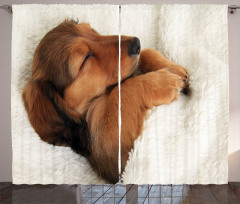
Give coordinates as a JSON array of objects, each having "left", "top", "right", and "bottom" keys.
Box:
[
  {"left": 120, "top": 69, "right": 184, "bottom": 138},
  {"left": 138, "top": 49, "right": 189, "bottom": 93}
]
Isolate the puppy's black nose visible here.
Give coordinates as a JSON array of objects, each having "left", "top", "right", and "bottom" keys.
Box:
[{"left": 128, "top": 37, "right": 141, "bottom": 56}]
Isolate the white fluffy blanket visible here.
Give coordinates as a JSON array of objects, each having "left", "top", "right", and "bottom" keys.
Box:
[{"left": 12, "top": 4, "right": 228, "bottom": 184}]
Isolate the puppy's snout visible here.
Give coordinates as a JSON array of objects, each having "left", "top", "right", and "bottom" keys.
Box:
[{"left": 128, "top": 37, "right": 141, "bottom": 56}]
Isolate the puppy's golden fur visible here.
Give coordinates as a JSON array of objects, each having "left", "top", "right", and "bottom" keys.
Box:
[{"left": 22, "top": 20, "right": 188, "bottom": 183}]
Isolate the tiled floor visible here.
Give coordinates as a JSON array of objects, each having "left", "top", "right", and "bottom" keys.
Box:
[{"left": 0, "top": 182, "right": 240, "bottom": 203}]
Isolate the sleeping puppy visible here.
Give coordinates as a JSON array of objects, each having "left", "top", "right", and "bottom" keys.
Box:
[{"left": 22, "top": 20, "right": 189, "bottom": 183}]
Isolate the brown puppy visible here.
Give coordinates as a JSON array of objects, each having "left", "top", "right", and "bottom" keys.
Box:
[{"left": 22, "top": 20, "right": 188, "bottom": 183}]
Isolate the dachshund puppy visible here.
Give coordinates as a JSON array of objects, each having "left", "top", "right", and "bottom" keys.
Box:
[{"left": 22, "top": 20, "right": 188, "bottom": 183}]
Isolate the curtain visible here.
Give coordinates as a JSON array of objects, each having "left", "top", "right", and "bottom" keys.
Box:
[{"left": 12, "top": 4, "right": 228, "bottom": 184}]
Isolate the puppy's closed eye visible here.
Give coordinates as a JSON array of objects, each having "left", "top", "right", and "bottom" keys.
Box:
[{"left": 80, "top": 53, "right": 93, "bottom": 70}]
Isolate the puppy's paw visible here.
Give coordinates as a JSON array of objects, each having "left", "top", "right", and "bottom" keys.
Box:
[
  {"left": 165, "top": 65, "right": 189, "bottom": 95},
  {"left": 147, "top": 69, "right": 184, "bottom": 106}
]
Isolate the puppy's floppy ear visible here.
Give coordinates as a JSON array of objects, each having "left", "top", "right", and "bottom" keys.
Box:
[{"left": 22, "top": 80, "right": 90, "bottom": 156}]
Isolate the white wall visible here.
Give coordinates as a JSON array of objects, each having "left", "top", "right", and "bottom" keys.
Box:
[{"left": 0, "top": 0, "right": 239, "bottom": 181}]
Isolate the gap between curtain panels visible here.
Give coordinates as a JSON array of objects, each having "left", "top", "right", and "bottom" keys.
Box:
[{"left": 118, "top": 5, "right": 122, "bottom": 184}]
